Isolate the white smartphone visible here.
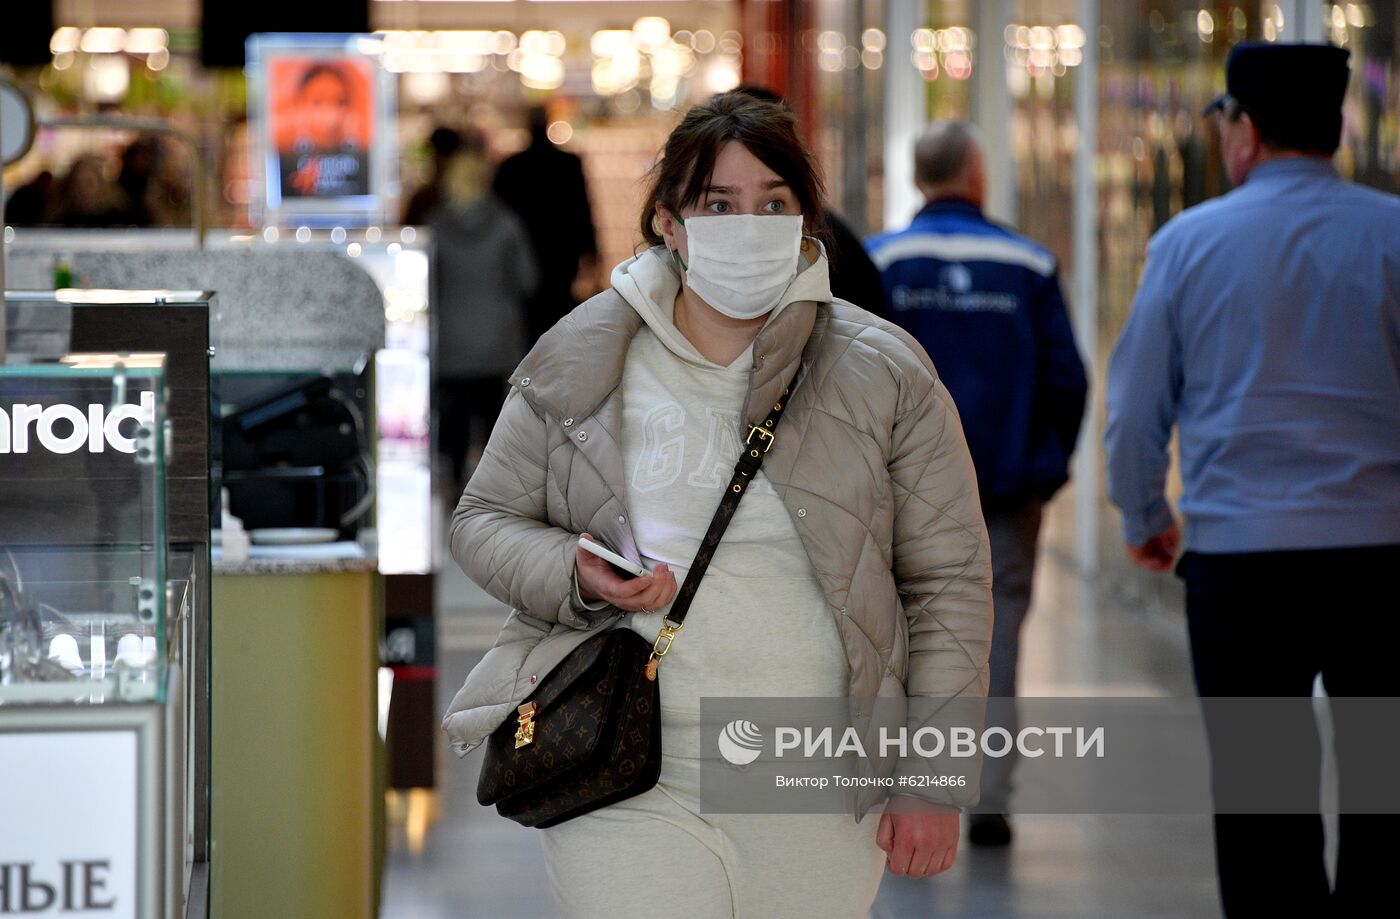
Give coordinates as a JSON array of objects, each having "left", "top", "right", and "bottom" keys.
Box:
[{"left": 577, "top": 536, "right": 649, "bottom": 578}]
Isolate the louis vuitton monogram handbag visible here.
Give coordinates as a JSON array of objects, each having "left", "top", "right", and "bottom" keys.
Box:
[{"left": 475, "top": 378, "right": 798, "bottom": 828}]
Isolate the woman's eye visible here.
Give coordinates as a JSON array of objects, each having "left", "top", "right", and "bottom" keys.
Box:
[
  {"left": 707, "top": 201, "right": 730, "bottom": 214},
  {"left": 764, "top": 200, "right": 786, "bottom": 213}
]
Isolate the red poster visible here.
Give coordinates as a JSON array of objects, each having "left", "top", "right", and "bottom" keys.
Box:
[{"left": 268, "top": 56, "right": 375, "bottom": 199}]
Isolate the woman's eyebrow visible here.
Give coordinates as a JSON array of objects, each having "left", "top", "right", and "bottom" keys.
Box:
[{"left": 704, "top": 180, "right": 789, "bottom": 194}]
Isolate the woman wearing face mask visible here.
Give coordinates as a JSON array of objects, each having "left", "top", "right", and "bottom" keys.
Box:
[{"left": 443, "top": 92, "right": 992, "bottom": 918}]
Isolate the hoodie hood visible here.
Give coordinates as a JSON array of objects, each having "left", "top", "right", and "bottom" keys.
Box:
[
  {"left": 431, "top": 193, "right": 499, "bottom": 237},
  {"left": 610, "top": 239, "right": 833, "bottom": 372}
]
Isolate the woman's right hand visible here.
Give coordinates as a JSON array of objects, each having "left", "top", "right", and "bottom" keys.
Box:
[{"left": 575, "top": 533, "right": 679, "bottom": 612}]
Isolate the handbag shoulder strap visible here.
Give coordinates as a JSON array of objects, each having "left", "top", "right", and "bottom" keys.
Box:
[{"left": 645, "top": 370, "right": 802, "bottom": 677}]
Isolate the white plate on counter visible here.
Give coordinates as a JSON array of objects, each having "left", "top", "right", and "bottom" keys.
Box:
[{"left": 249, "top": 527, "right": 341, "bottom": 546}]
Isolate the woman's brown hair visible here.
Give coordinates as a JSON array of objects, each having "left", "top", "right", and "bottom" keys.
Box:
[{"left": 638, "top": 91, "right": 830, "bottom": 250}]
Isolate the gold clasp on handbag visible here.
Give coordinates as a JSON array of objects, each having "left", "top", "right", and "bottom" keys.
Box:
[
  {"left": 645, "top": 617, "right": 685, "bottom": 681},
  {"left": 514, "top": 700, "right": 538, "bottom": 748},
  {"left": 745, "top": 424, "right": 776, "bottom": 453}
]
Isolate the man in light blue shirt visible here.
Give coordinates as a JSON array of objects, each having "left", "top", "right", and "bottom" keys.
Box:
[{"left": 1105, "top": 42, "right": 1400, "bottom": 918}]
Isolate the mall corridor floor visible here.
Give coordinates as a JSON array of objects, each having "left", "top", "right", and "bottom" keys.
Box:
[{"left": 381, "top": 496, "right": 1224, "bottom": 918}]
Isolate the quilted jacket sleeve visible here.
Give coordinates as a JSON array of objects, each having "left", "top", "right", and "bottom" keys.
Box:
[
  {"left": 449, "top": 386, "right": 606, "bottom": 629},
  {"left": 887, "top": 362, "right": 995, "bottom": 806},
  {"left": 889, "top": 369, "right": 993, "bottom": 698}
]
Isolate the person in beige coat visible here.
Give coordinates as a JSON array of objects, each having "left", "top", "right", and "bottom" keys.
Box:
[{"left": 443, "top": 93, "right": 993, "bottom": 919}]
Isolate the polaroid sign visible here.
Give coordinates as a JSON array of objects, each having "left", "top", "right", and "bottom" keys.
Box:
[{"left": 0, "top": 392, "right": 155, "bottom": 456}]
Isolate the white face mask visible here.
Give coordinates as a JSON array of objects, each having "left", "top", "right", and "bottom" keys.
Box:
[{"left": 670, "top": 212, "right": 803, "bottom": 320}]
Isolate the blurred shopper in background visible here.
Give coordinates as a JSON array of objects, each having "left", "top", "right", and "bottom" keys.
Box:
[
  {"left": 116, "top": 135, "right": 162, "bottom": 226},
  {"left": 492, "top": 105, "right": 600, "bottom": 345},
  {"left": 444, "top": 92, "right": 992, "bottom": 917},
  {"left": 427, "top": 126, "right": 539, "bottom": 497},
  {"left": 5, "top": 137, "right": 191, "bottom": 228},
  {"left": 867, "top": 120, "right": 1088, "bottom": 848},
  {"left": 732, "top": 84, "right": 891, "bottom": 320},
  {"left": 1105, "top": 42, "right": 1400, "bottom": 918},
  {"left": 147, "top": 136, "right": 194, "bottom": 226},
  {"left": 2, "top": 170, "right": 56, "bottom": 226},
  {"left": 402, "top": 126, "right": 464, "bottom": 227},
  {"left": 49, "top": 154, "right": 133, "bottom": 227}
]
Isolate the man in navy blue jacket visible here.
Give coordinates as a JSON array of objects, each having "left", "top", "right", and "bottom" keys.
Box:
[{"left": 867, "top": 121, "right": 1088, "bottom": 846}]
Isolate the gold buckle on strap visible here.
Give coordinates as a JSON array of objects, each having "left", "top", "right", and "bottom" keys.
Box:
[
  {"left": 645, "top": 617, "right": 685, "bottom": 681},
  {"left": 745, "top": 425, "right": 776, "bottom": 453},
  {"left": 514, "top": 700, "right": 538, "bottom": 748}
]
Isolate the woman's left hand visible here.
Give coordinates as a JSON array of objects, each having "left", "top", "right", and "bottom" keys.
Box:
[{"left": 876, "top": 795, "right": 960, "bottom": 878}]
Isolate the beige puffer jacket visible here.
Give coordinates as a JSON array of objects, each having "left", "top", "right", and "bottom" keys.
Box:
[{"left": 443, "top": 265, "right": 994, "bottom": 818}]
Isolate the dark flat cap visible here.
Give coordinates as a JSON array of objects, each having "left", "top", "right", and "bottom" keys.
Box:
[{"left": 1202, "top": 42, "right": 1350, "bottom": 118}]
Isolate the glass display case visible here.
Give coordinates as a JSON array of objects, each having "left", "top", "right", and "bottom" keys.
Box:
[
  {"left": 0, "top": 358, "right": 169, "bottom": 704},
  {"left": 2, "top": 288, "right": 212, "bottom": 919}
]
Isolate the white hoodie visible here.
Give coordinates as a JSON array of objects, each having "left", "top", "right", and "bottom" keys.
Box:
[{"left": 608, "top": 244, "right": 849, "bottom": 757}]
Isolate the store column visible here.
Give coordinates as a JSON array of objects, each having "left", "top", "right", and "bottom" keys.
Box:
[
  {"left": 1276, "top": 0, "right": 1326, "bottom": 41},
  {"left": 973, "top": 0, "right": 1017, "bottom": 226},
  {"left": 1072, "top": 0, "right": 1101, "bottom": 574},
  {"left": 739, "top": 0, "right": 817, "bottom": 140},
  {"left": 882, "top": 0, "right": 921, "bottom": 229}
]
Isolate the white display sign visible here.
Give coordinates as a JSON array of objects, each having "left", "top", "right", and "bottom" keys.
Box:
[
  {"left": 374, "top": 347, "right": 432, "bottom": 575},
  {"left": 0, "top": 731, "right": 138, "bottom": 917}
]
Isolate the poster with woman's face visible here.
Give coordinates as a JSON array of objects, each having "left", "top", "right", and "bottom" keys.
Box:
[{"left": 268, "top": 57, "right": 374, "bottom": 200}]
